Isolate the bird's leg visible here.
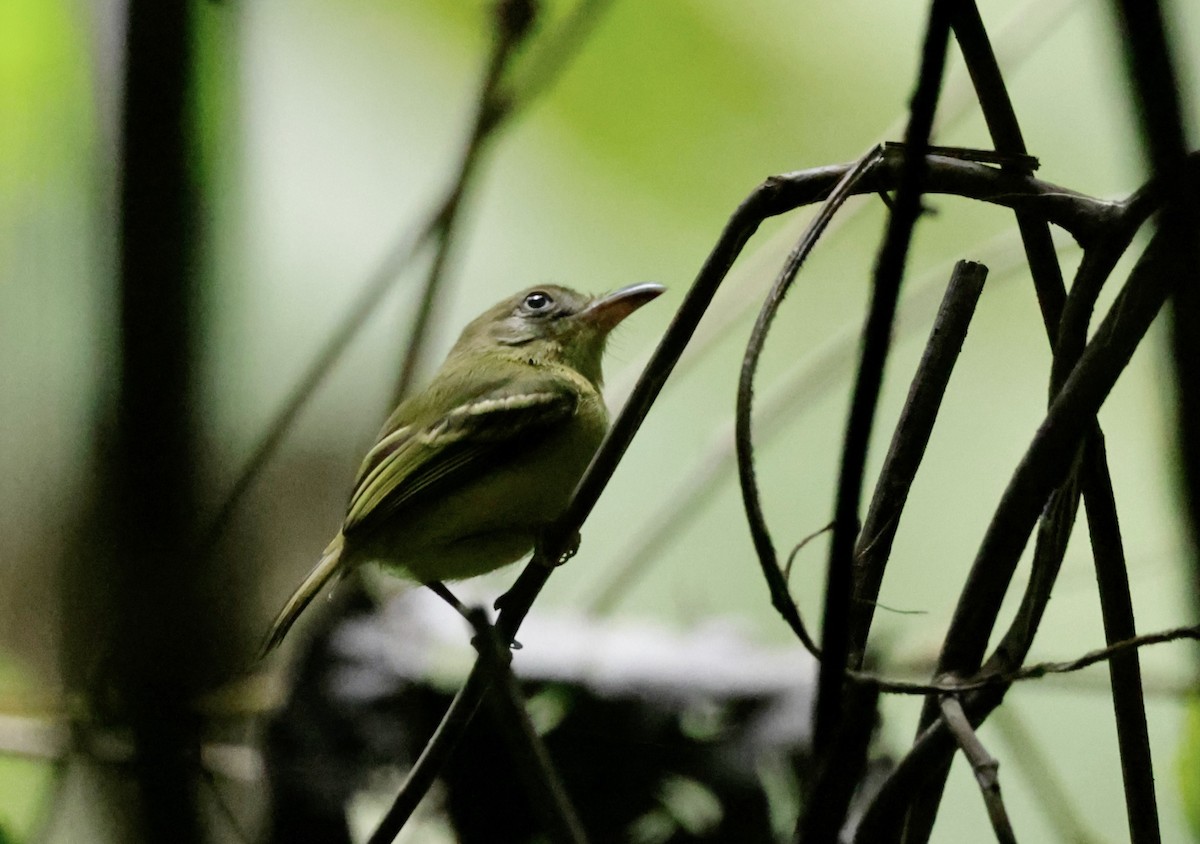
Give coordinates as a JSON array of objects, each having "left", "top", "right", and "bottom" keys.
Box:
[
  {"left": 425, "top": 581, "right": 471, "bottom": 621},
  {"left": 430, "top": 580, "right": 522, "bottom": 650}
]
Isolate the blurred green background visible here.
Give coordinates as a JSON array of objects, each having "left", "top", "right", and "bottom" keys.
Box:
[{"left": 2, "top": 0, "right": 1198, "bottom": 840}]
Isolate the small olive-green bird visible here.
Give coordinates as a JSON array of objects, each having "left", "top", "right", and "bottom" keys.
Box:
[{"left": 261, "top": 282, "right": 665, "bottom": 654}]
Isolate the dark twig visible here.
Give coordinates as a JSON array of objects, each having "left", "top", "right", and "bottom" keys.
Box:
[
  {"left": 896, "top": 32, "right": 1068, "bottom": 837},
  {"left": 468, "top": 608, "right": 589, "bottom": 844},
  {"left": 847, "top": 260, "right": 987, "bottom": 669},
  {"left": 853, "top": 617, "right": 1200, "bottom": 840},
  {"left": 948, "top": 0, "right": 1068, "bottom": 338},
  {"left": 925, "top": 214, "right": 1176, "bottom": 711},
  {"left": 1041, "top": 234, "right": 1162, "bottom": 843},
  {"left": 762, "top": 153, "right": 1121, "bottom": 244},
  {"left": 426, "top": 580, "right": 470, "bottom": 620},
  {"left": 366, "top": 662, "right": 492, "bottom": 844},
  {"left": 847, "top": 621, "right": 1200, "bottom": 696},
  {"left": 784, "top": 522, "right": 836, "bottom": 585},
  {"left": 990, "top": 623, "right": 1200, "bottom": 682},
  {"left": 854, "top": 621, "right": 1199, "bottom": 698},
  {"left": 816, "top": 0, "right": 954, "bottom": 752},
  {"left": 940, "top": 697, "right": 1017, "bottom": 844},
  {"left": 368, "top": 565, "right": 552, "bottom": 842},
  {"left": 905, "top": 159, "right": 1160, "bottom": 844},
  {"left": 1108, "top": 7, "right": 1200, "bottom": 828},
  {"left": 96, "top": 1, "right": 204, "bottom": 840}
]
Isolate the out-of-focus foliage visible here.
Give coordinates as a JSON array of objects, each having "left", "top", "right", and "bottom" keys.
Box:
[
  {"left": 2, "top": 0, "right": 1198, "bottom": 841},
  {"left": 1, "top": 0, "right": 96, "bottom": 833},
  {"left": 1181, "top": 696, "right": 1200, "bottom": 841}
]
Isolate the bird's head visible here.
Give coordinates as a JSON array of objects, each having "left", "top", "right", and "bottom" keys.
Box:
[{"left": 454, "top": 283, "right": 666, "bottom": 385}]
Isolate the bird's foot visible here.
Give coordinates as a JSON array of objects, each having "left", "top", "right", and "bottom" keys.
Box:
[{"left": 535, "top": 530, "right": 580, "bottom": 568}]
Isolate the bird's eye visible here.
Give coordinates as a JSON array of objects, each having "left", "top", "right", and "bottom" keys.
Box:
[{"left": 523, "top": 291, "right": 554, "bottom": 312}]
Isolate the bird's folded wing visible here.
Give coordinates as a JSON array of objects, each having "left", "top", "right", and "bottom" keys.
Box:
[{"left": 342, "top": 379, "right": 577, "bottom": 536}]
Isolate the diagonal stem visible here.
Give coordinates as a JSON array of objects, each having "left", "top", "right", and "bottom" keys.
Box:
[
  {"left": 847, "top": 260, "right": 988, "bottom": 669},
  {"left": 940, "top": 696, "right": 1018, "bottom": 844}
]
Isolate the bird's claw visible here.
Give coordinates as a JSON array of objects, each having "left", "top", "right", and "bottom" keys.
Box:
[{"left": 538, "top": 530, "right": 581, "bottom": 568}]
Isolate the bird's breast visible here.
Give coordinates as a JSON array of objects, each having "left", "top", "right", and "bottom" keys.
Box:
[{"left": 359, "top": 387, "right": 607, "bottom": 582}]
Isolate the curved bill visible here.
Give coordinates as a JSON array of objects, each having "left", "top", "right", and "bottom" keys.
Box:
[{"left": 580, "top": 282, "right": 667, "bottom": 331}]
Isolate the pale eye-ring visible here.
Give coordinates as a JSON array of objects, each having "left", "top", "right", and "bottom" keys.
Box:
[{"left": 523, "top": 291, "right": 554, "bottom": 312}]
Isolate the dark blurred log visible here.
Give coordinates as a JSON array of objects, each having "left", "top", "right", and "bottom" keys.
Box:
[{"left": 62, "top": 1, "right": 205, "bottom": 840}]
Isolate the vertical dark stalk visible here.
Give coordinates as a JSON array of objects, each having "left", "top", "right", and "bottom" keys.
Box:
[
  {"left": 795, "top": 680, "right": 879, "bottom": 843},
  {"left": 1111, "top": 0, "right": 1200, "bottom": 636},
  {"left": 815, "top": 0, "right": 954, "bottom": 750},
  {"left": 1083, "top": 435, "right": 1160, "bottom": 843},
  {"left": 948, "top": 2, "right": 1066, "bottom": 334},
  {"left": 88, "top": 1, "right": 203, "bottom": 840}
]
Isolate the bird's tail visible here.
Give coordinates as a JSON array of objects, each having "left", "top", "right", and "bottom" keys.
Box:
[{"left": 259, "top": 533, "right": 346, "bottom": 658}]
